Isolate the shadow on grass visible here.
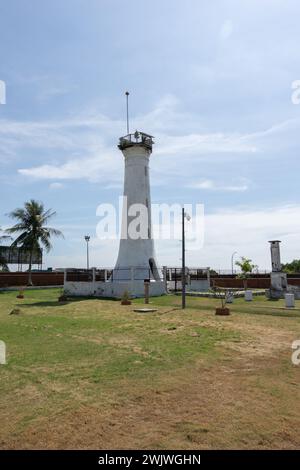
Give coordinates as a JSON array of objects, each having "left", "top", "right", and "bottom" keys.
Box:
[
  {"left": 19, "top": 296, "right": 119, "bottom": 308},
  {"left": 171, "top": 298, "right": 300, "bottom": 319},
  {"left": 234, "top": 308, "right": 300, "bottom": 319},
  {"left": 20, "top": 301, "right": 71, "bottom": 308}
]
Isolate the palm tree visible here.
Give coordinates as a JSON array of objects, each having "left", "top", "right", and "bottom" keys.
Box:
[
  {"left": 6, "top": 200, "right": 63, "bottom": 285},
  {"left": 0, "top": 226, "right": 11, "bottom": 271}
]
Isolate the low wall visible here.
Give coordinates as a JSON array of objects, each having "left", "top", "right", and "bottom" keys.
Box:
[
  {"left": 168, "top": 279, "right": 210, "bottom": 292},
  {"left": 64, "top": 280, "right": 166, "bottom": 299},
  {"left": 3, "top": 271, "right": 300, "bottom": 290},
  {"left": 211, "top": 277, "right": 270, "bottom": 289},
  {"left": 211, "top": 275, "right": 300, "bottom": 289},
  {"left": 0, "top": 272, "right": 64, "bottom": 287}
]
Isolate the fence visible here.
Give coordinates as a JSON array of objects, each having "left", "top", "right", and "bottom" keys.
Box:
[
  {"left": 0, "top": 272, "right": 64, "bottom": 288},
  {"left": 65, "top": 267, "right": 164, "bottom": 283},
  {"left": 3, "top": 269, "right": 300, "bottom": 289}
]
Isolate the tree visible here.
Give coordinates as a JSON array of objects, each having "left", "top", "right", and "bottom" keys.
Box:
[
  {"left": 282, "top": 260, "right": 300, "bottom": 274},
  {"left": 0, "top": 226, "right": 11, "bottom": 271},
  {"left": 6, "top": 200, "right": 63, "bottom": 285},
  {"left": 235, "top": 256, "right": 257, "bottom": 289}
]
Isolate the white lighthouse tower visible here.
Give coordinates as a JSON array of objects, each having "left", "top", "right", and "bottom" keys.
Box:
[
  {"left": 112, "top": 130, "right": 165, "bottom": 297},
  {"left": 63, "top": 95, "right": 166, "bottom": 299}
]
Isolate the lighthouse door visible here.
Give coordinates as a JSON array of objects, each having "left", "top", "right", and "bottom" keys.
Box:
[{"left": 149, "top": 258, "right": 161, "bottom": 281}]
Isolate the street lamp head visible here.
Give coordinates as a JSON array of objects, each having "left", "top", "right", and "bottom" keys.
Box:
[
  {"left": 84, "top": 235, "right": 90, "bottom": 243},
  {"left": 184, "top": 211, "right": 191, "bottom": 221}
]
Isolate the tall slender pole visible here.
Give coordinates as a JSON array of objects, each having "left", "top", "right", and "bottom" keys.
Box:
[
  {"left": 86, "top": 241, "right": 89, "bottom": 270},
  {"left": 182, "top": 207, "right": 186, "bottom": 309},
  {"left": 85, "top": 235, "right": 90, "bottom": 270},
  {"left": 125, "top": 91, "right": 129, "bottom": 134},
  {"left": 231, "top": 251, "right": 237, "bottom": 275}
]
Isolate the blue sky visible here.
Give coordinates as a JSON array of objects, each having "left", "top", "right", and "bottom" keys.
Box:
[{"left": 0, "top": 0, "right": 300, "bottom": 270}]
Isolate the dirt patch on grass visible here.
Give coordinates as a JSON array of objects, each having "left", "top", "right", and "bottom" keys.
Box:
[
  {"left": 3, "top": 355, "right": 300, "bottom": 450},
  {"left": 2, "top": 318, "right": 300, "bottom": 450},
  {"left": 1, "top": 295, "right": 300, "bottom": 450}
]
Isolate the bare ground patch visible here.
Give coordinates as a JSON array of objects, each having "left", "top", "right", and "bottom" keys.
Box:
[{"left": 2, "top": 314, "right": 300, "bottom": 450}]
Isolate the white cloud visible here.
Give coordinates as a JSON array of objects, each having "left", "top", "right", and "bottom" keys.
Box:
[
  {"left": 220, "top": 19, "right": 233, "bottom": 41},
  {"left": 197, "top": 204, "right": 300, "bottom": 269},
  {"left": 37, "top": 84, "right": 77, "bottom": 103},
  {"left": 156, "top": 132, "right": 256, "bottom": 157},
  {"left": 0, "top": 94, "right": 295, "bottom": 184},
  {"left": 49, "top": 182, "right": 64, "bottom": 190},
  {"left": 155, "top": 204, "right": 300, "bottom": 269},
  {"left": 44, "top": 204, "right": 300, "bottom": 270},
  {"left": 189, "top": 179, "right": 249, "bottom": 192},
  {"left": 19, "top": 147, "right": 121, "bottom": 184},
  {"left": 13, "top": 96, "right": 260, "bottom": 183}
]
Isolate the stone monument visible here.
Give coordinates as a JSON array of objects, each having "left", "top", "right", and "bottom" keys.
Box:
[{"left": 267, "top": 240, "right": 300, "bottom": 299}]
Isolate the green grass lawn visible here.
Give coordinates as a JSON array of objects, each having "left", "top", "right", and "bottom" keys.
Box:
[{"left": 1, "top": 289, "right": 300, "bottom": 449}]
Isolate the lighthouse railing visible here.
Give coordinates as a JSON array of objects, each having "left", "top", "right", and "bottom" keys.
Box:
[{"left": 119, "top": 132, "right": 154, "bottom": 149}]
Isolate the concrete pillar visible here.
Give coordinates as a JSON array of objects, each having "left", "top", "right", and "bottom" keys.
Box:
[
  {"left": 92, "top": 268, "right": 96, "bottom": 295},
  {"left": 0, "top": 340, "right": 6, "bottom": 365},
  {"left": 207, "top": 267, "right": 211, "bottom": 287},
  {"left": 245, "top": 290, "right": 253, "bottom": 301},
  {"left": 162, "top": 266, "right": 167, "bottom": 291},
  {"left": 63, "top": 268, "right": 67, "bottom": 284},
  {"left": 144, "top": 280, "right": 150, "bottom": 304},
  {"left": 285, "top": 293, "right": 295, "bottom": 308},
  {"left": 269, "top": 240, "right": 282, "bottom": 272}
]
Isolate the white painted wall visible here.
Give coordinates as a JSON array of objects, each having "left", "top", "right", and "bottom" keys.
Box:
[
  {"left": 64, "top": 280, "right": 166, "bottom": 299},
  {"left": 167, "top": 279, "right": 210, "bottom": 292},
  {"left": 189, "top": 279, "right": 210, "bottom": 292}
]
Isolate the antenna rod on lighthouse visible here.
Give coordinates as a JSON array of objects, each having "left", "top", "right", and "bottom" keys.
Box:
[{"left": 125, "top": 91, "right": 129, "bottom": 134}]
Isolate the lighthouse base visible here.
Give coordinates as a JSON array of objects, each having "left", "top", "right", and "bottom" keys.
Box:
[{"left": 64, "top": 279, "right": 166, "bottom": 299}]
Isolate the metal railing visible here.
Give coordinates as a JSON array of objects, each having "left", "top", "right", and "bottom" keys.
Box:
[
  {"left": 65, "top": 267, "right": 164, "bottom": 283},
  {"left": 65, "top": 269, "right": 93, "bottom": 282},
  {"left": 118, "top": 131, "right": 154, "bottom": 150},
  {"left": 65, "top": 266, "right": 276, "bottom": 284}
]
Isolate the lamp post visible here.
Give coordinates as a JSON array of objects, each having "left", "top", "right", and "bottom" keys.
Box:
[
  {"left": 84, "top": 235, "right": 90, "bottom": 270},
  {"left": 182, "top": 208, "right": 191, "bottom": 310},
  {"left": 231, "top": 251, "right": 238, "bottom": 275}
]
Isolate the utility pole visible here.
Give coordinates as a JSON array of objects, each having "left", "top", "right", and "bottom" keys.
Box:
[
  {"left": 182, "top": 208, "right": 186, "bottom": 309},
  {"left": 231, "top": 251, "right": 238, "bottom": 275},
  {"left": 181, "top": 208, "right": 191, "bottom": 309},
  {"left": 85, "top": 235, "right": 90, "bottom": 270}
]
